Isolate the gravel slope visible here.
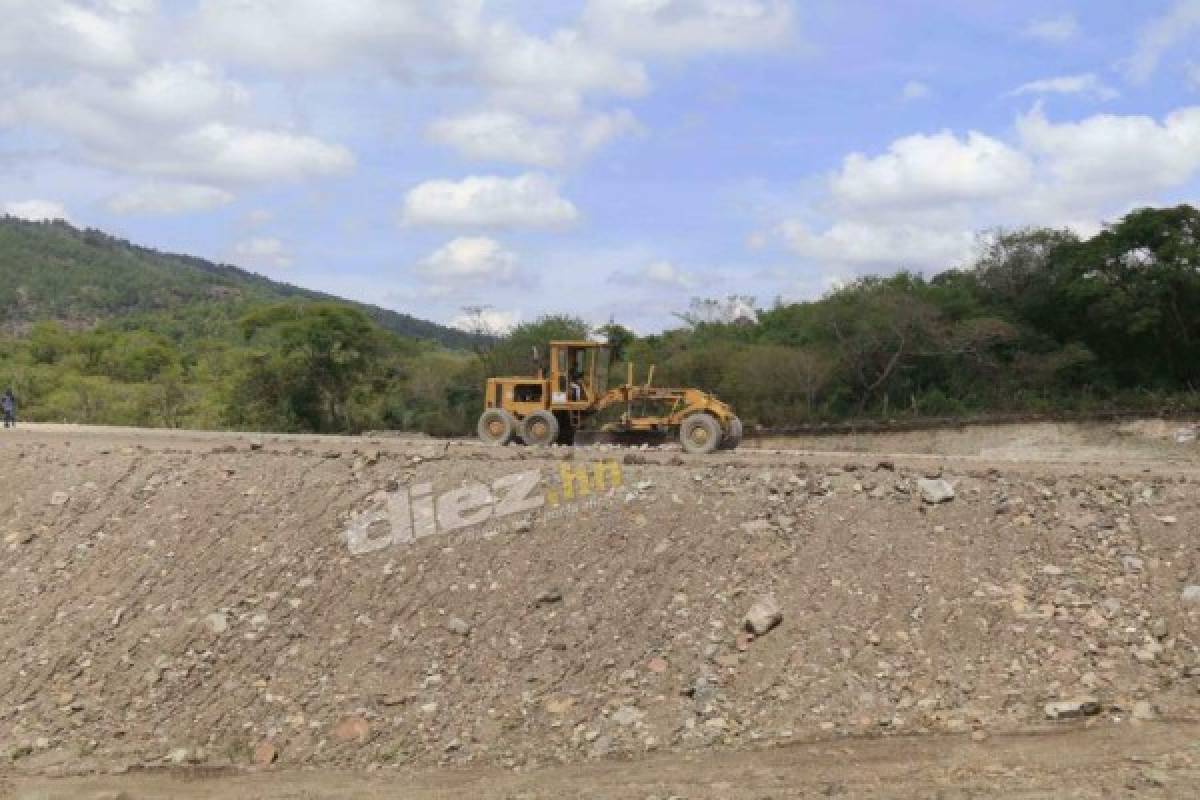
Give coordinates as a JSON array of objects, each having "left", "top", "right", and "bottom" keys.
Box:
[{"left": 0, "top": 424, "right": 1198, "bottom": 789}]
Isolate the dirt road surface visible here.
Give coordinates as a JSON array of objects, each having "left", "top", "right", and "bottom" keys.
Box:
[
  {"left": 7, "top": 722, "right": 1200, "bottom": 798},
  {"left": 2, "top": 421, "right": 1199, "bottom": 797}
]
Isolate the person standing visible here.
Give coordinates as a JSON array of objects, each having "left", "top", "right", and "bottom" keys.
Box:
[{"left": 2, "top": 389, "right": 15, "bottom": 429}]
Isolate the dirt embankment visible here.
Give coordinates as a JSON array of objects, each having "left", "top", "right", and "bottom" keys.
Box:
[
  {"left": 746, "top": 417, "right": 1200, "bottom": 460},
  {"left": 1, "top": 423, "right": 1199, "bottom": 796}
]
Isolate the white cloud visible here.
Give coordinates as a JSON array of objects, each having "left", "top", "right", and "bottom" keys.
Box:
[
  {"left": 193, "top": 1, "right": 649, "bottom": 103},
  {"left": 1009, "top": 73, "right": 1119, "bottom": 101},
  {"left": 901, "top": 81, "right": 931, "bottom": 101},
  {"left": 0, "top": 62, "right": 249, "bottom": 147},
  {"left": 780, "top": 221, "right": 977, "bottom": 269},
  {"left": 0, "top": 0, "right": 151, "bottom": 73},
  {"left": 162, "top": 124, "right": 355, "bottom": 184},
  {"left": 451, "top": 308, "right": 521, "bottom": 334},
  {"left": 1016, "top": 105, "right": 1200, "bottom": 198},
  {"left": 488, "top": 88, "right": 586, "bottom": 120},
  {"left": 191, "top": 0, "right": 784, "bottom": 102},
  {"left": 401, "top": 173, "right": 579, "bottom": 228},
  {"left": 645, "top": 260, "right": 691, "bottom": 286},
  {"left": 429, "top": 108, "right": 641, "bottom": 166},
  {"left": 1127, "top": 0, "right": 1200, "bottom": 83},
  {"left": 417, "top": 237, "right": 521, "bottom": 282},
  {"left": 232, "top": 237, "right": 292, "bottom": 269},
  {"left": 1023, "top": 14, "right": 1079, "bottom": 44},
  {"left": 3, "top": 199, "right": 71, "bottom": 222},
  {"left": 830, "top": 131, "right": 1033, "bottom": 212},
  {"left": 191, "top": 0, "right": 480, "bottom": 72},
  {"left": 429, "top": 111, "right": 566, "bottom": 167},
  {"left": 106, "top": 182, "right": 234, "bottom": 215},
  {"left": 577, "top": 109, "right": 644, "bottom": 153},
  {"left": 611, "top": 259, "right": 696, "bottom": 289},
  {"left": 776, "top": 104, "right": 1200, "bottom": 273},
  {"left": 1, "top": 63, "right": 354, "bottom": 187},
  {"left": 119, "top": 61, "right": 250, "bottom": 125},
  {"left": 477, "top": 24, "right": 649, "bottom": 99},
  {"left": 583, "top": 0, "right": 794, "bottom": 55}
]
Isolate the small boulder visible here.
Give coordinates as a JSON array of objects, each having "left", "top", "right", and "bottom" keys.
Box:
[
  {"left": 1044, "top": 697, "right": 1101, "bottom": 720},
  {"left": 204, "top": 612, "right": 229, "bottom": 635},
  {"left": 917, "top": 479, "right": 955, "bottom": 504},
  {"left": 536, "top": 588, "right": 563, "bottom": 604},
  {"left": 743, "top": 596, "right": 782, "bottom": 636},
  {"left": 166, "top": 747, "right": 192, "bottom": 764},
  {"left": 253, "top": 740, "right": 278, "bottom": 766},
  {"left": 446, "top": 617, "right": 471, "bottom": 636}
]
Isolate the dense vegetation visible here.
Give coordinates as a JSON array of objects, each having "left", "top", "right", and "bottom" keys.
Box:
[
  {"left": 1, "top": 205, "right": 1198, "bottom": 435},
  {"left": 634, "top": 205, "right": 1200, "bottom": 424}
]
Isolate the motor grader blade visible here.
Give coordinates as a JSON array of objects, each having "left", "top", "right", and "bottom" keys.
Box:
[{"left": 572, "top": 429, "right": 669, "bottom": 448}]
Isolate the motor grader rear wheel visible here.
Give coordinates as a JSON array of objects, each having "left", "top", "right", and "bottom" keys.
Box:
[
  {"left": 520, "top": 410, "right": 559, "bottom": 446},
  {"left": 477, "top": 408, "right": 517, "bottom": 446},
  {"left": 680, "top": 413, "right": 722, "bottom": 455}
]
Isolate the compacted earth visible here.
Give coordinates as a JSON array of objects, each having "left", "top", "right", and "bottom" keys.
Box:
[{"left": 2, "top": 420, "right": 1199, "bottom": 798}]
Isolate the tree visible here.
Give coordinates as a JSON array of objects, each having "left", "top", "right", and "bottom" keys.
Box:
[
  {"left": 486, "top": 314, "right": 591, "bottom": 377},
  {"left": 973, "top": 227, "right": 1079, "bottom": 316},
  {"left": 812, "top": 277, "right": 945, "bottom": 412},
  {"left": 228, "top": 303, "right": 397, "bottom": 432},
  {"left": 728, "top": 344, "right": 832, "bottom": 422},
  {"left": 1049, "top": 206, "right": 1200, "bottom": 387},
  {"left": 597, "top": 321, "right": 635, "bottom": 363}
]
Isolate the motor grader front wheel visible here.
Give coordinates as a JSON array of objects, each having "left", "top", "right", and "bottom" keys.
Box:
[
  {"left": 477, "top": 408, "right": 517, "bottom": 446},
  {"left": 680, "top": 413, "right": 722, "bottom": 455},
  {"left": 520, "top": 410, "right": 559, "bottom": 446}
]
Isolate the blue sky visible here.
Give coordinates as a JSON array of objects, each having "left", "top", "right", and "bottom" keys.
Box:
[{"left": 2, "top": 1, "right": 1200, "bottom": 332}]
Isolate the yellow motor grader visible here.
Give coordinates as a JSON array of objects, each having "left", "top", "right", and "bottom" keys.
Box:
[{"left": 477, "top": 340, "right": 742, "bottom": 454}]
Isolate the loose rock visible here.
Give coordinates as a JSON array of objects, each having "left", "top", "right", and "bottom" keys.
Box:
[
  {"left": 1044, "top": 697, "right": 1101, "bottom": 720},
  {"left": 253, "top": 740, "right": 279, "bottom": 766},
  {"left": 743, "top": 596, "right": 782, "bottom": 635},
  {"left": 917, "top": 479, "right": 955, "bottom": 505}
]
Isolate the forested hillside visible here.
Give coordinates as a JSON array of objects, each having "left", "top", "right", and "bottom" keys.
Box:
[{"left": 0, "top": 216, "right": 476, "bottom": 348}]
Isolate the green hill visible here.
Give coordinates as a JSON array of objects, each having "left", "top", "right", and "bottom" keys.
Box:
[{"left": 0, "top": 216, "right": 475, "bottom": 348}]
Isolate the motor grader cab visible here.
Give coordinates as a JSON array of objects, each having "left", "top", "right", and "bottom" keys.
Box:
[{"left": 477, "top": 341, "right": 742, "bottom": 454}]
